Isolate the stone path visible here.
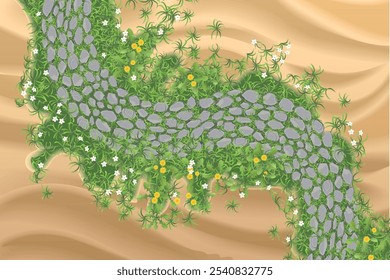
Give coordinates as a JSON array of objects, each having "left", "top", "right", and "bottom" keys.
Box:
[{"left": 37, "top": 0, "right": 359, "bottom": 259}]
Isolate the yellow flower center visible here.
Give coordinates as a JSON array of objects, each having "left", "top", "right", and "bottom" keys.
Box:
[
  {"left": 131, "top": 43, "right": 138, "bottom": 49},
  {"left": 154, "top": 192, "right": 160, "bottom": 198},
  {"left": 191, "top": 81, "right": 197, "bottom": 87},
  {"left": 187, "top": 74, "right": 194, "bottom": 81},
  {"left": 124, "top": 66, "right": 130, "bottom": 73},
  {"left": 190, "top": 199, "right": 197, "bottom": 206},
  {"left": 185, "top": 192, "right": 192, "bottom": 199},
  {"left": 151, "top": 197, "right": 158, "bottom": 204},
  {"left": 261, "top": 154, "right": 268, "bottom": 161},
  {"left": 138, "top": 39, "right": 144, "bottom": 46},
  {"left": 253, "top": 157, "right": 260, "bottom": 163},
  {"left": 130, "top": 60, "right": 136, "bottom": 65},
  {"left": 153, "top": 165, "right": 158, "bottom": 170},
  {"left": 187, "top": 174, "right": 193, "bottom": 180},
  {"left": 159, "top": 159, "right": 166, "bottom": 166},
  {"left": 136, "top": 47, "right": 142, "bottom": 53},
  {"left": 368, "top": 255, "right": 374, "bottom": 260},
  {"left": 371, "top": 227, "right": 377, "bottom": 233},
  {"left": 263, "top": 171, "right": 268, "bottom": 175},
  {"left": 195, "top": 171, "right": 200, "bottom": 176},
  {"left": 160, "top": 167, "right": 166, "bottom": 174},
  {"left": 215, "top": 173, "right": 221, "bottom": 180},
  {"left": 363, "top": 236, "right": 370, "bottom": 243},
  {"left": 174, "top": 197, "right": 181, "bottom": 205}
]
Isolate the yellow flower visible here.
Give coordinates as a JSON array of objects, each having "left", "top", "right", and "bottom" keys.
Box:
[
  {"left": 154, "top": 192, "right": 160, "bottom": 198},
  {"left": 187, "top": 74, "right": 194, "bottom": 81},
  {"left": 191, "top": 81, "right": 197, "bottom": 87},
  {"left": 160, "top": 167, "right": 166, "bottom": 174},
  {"left": 253, "top": 157, "right": 260, "bottom": 164},
  {"left": 136, "top": 47, "right": 142, "bottom": 53},
  {"left": 185, "top": 192, "right": 192, "bottom": 199},
  {"left": 138, "top": 39, "right": 144, "bottom": 46},
  {"left": 131, "top": 43, "right": 137, "bottom": 49},
  {"left": 124, "top": 66, "right": 130, "bottom": 73},
  {"left": 371, "top": 227, "right": 377, "bottom": 233},
  {"left": 130, "top": 60, "right": 136, "bottom": 65},
  {"left": 261, "top": 154, "right": 268, "bottom": 161},
  {"left": 263, "top": 171, "right": 268, "bottom": 175},
  {"left": 363, "top": 236, "right": 370, "bottom": 243},
  {"left": 187, "top": 174, "right": 193, "bottom": 180},
  {"left": 215, "top": 173, "right": 221, "bottom": 180},
  {"left": 151, "top": 197, "right": 158, "bottom": 204},
  {"left": 368, "top": 254, "right": 374, "bottom": 260},
  {"left": 174, "top": 197, "right": 181, "bottom": 205},
  {"left": 190, "top": 199, "right": 197, "bottom": 206},
  {"left": 159, "top": 159, "right": 166, "bottom": 166},
  {"left": 153, "top": 165, "right": 158, "bottom": 170},
  {"left": 195, "top": 171, "right": 200, "bottom": 177}
]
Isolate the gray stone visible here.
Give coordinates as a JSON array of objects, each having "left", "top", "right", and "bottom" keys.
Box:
[
  {"left": 177, "top": 130, "right": 189, "bottom": 139},
  {"left": 263, "top": 93, "right": 277, "bottom": 105},
  {"left": 258, "top": 110, "right": 270, "bottom": 120},
  {"left": 237, "top": 117, "right": 251, "bottom": 124},
  {"left": 283, "top": 145, "right": 294, "bottom": 156},
  {"left": 47, "top": 26, "right": 57, "bottom": 43},
  {"left": 211, "top": 111, "right": 223, "bottom": 120},
  {"left": 80, "top": 50, "right": 89, "bottom": 63},
  {"left": 295, "top": 107, "right": 311, "bottom": 121},
  {"left": 69, "top": 16, "right": 77, "bottom": 30},
  {"left": 74, "top": 27, "right": 83, "bottom": 45},
  {"left": 307, "top": 205, "right": 317, "bottom": 215},
  {"left": 318, "top": 205, "right": 326, "bottom": 222},
  {"left": 274, "top": 111, "right": 287, "bottom": 122},
  {"left": 209, "top": 129, "right": 224, "bottom": 139},
  {"left": 318, "top": 163, "right": 329, "bottom": 176},
  {"left": 68, "top": 54, "right": 79, "bottom": 70},
  {"left": 89, "top": 44, "right": 97, "bottom": 57},
  {"left": 117, "top": 120, "right": 133, "bottom": 129},
  {"left": 79, "top": 103, "right": 91, "bottom": 116},
  {"left": 253, "top": 132, "right": 263, "bottom": 141},
  {"left": 58, "top": 62, "right": 66, "bottom": 75},
  {"left": 327, "top": 196, "right": 334, "bottom": 209},
  {"left": 135, "top": 119, "right": 146, "bottom": 129},
  {"left": 297, "top": 149, "right": 307, "bottom": 159},
  {"left": 229, "top": 107, "right": 242, "bottom": 115},
  {"left": 85, "top": 72, "right": 95, "bottom": 83},
  {"left": 245, "top": 109, "right": 255, "bottom": 116},
  {"left": 310, "top": 134, "right": 321, "bottom": 147},
  {"left": 47, "top": 47, "right": 55, "bottom": 62},
  {"left": 177, "top": 111, "right": 193, "bottom": 121},
  {"left": 57, "top": 87, "right": 68, "bottom": 101},
  {"left": 107, "top": 93, "right": 118, "bottom": 105},
  {"left": 48, "top": 65, "right": 59, "bottom": 81},
  {"left": 77, "top": 116, "right": 89, "bottom": 130},
  {"left": 239, "top": 126, "right": 254, "bottom": 136},
  {"left": 129, "top": 96, "right": 140, "bottom": 106},
  {"left": 254, "top": 120, "right": 264, "bottom": 130},
  {"left": 279, "top": 98, "right": 294, "bottom": 112},
  {"left": 302, "top": 178, "right": 313, "bottom": 190},
  {"left": 67, "top": 41, "right": 74, "bottom": 53},
  {"left": 43, "top": 0, "right": 55, "bottom": 16},
  {"left": 84, "top": 35, "right": 94, "bottom": 45},
  {"left": 241, "top": 103, "right": 250, "bottom": 109},
  {"left": 159, "top": 134, "right": 172, "bottom": 142},
  {"left": 329, "top": 163, "right": 339, "bottom": 174},
  {"left": 72, "top": 73, "right": 83, "bottom": 87},
  {"left": 170, "top": 102, "right": 184, "bottom": 112},
  {"left": 319, "top": 239, "right": 327, "bottom": 256},
  {"left": 217, "top": 138, "right": 231, "bottom": 148},
  {"left": 96, "top": 119, "right": 110, "bottom": 132},
  {"left": 346, "top": 187, "right": 354, "bottom": 202},
  {"left": 217, "top": 97, "right": 233, "bottom": 108},
  {"left": 319, "top": 148, "right": 330, "bottom": 159},
  {"left": 70, "top": 90, "right": 82, "bottom": 102},
  {"left": 337, "top": 222, "right": 344, "bottom": 237},
  {"left": 154, "top": 102, "right": 167, "bottom": 112},
  {"left": 214, "top": 92, "right": 223, "bottom": 98},
  {"left": 83, "top": 18, "right": 91, "bottom": 33},
  {"left": 108, "top": 76, "right": 117, "bottom": 87},
  {"left": 292, "top": 171, "right": 301, "bottom": 181},
  {"left": 93, "top": 91, "right": 103, "bottom": 101},
  {"left": 199, "top": 98, "right": 213, "bottom": 108},
  {"left": 113, "top": 128, "right": 126, "bottom": 138},
  {"left": 304, "top": 193, "right": 311, "bottom": 205},
  {"left": 309, "top": 236, "right": 318, "bottom": 251},
  {"left": 89, "top": 98, "right": 97, "bottom": 108},
  {"left": 312, "top": 186, "right": 321, "bottom": 200},
  {"left": 101, "top": 110, "right": 117, "bottom": 122},
  {"left": 293, "top": 159, "right": 300, "bottom": 169},
  {"left": 310, "top": 216, "right": 318, "bottom": 230},
  {"left": 150, "top": 126, "right": 164, "bottom": 133},
  {"left": 321, "top": 181, "right": 333, "bottom": 197},
  {"left": 88, "top": 60, "right": 100, "bottom": 72},
  {"left": 131, "top": 129, "right": 143, "bottom": 139},
  {"left": 146, "top": 114, "right": 161, "bottom": 124},
  {"left": 68, "top": 102, "right": 78, "bottom": 117},
  {"left": 242, "top": 90, "right": 259, "bottom": 103},
  {"left": 284, "top": 128, "right": 300, "bottom": 139},
  {"left": 187, "top": 120, "right": 201, "bottom": 128},
  {"left": 191, "top": 127, "right": 204, "bottom": 139},
  {"left": 266, "top": 131, "right": 279, "bottom": 141},
  {"left": 323, "top": 132, "right": 333, "bottom": 147},
  {"left": 58, "top": 47, "right": 67, "bottom": 60},
  {"left": 84, "top": 0, "right": 92, "bottom": 15},
  {"left": 199, "top": 111, "right": 210, "bottom": 122},
  {"left": 342, "top": 169, "right": 353, "bottom": 185},
  {"left": 312, "top": 120, "right": 324, "bottom": 133},
  {"left": 100, "top": 69, "right": 109, "bottom": 79},
  {"left": 309, "top": 154, "right": 318, "bottom": 164},
  {"left": 234, "top": 138, "right": 247, "bottom": 146},
  {"left": 344, "top": 207, "right": 354, "bottom": 224},
  {"left": 166, "top": 118, "right": 177, "bottom": 128},
  {"left": 305, "top": 142, "right": 312, "bottom": 152},
  {"left": 268, "top": 120, "right": 284, "bottom": 130},
  {"left": 334, "top": 206, "right": 342, "bottom": 218},
  {"left": 333, "top": 150, "right": 344, "bottom": 163},
  {"left": 62, "top": 76, "right": 72, "bottom": 87},
  {"left": 306, "top": 167, "right": 316, "bottom": 178}
]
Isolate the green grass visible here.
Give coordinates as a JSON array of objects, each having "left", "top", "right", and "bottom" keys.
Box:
[{"left": 16, "top": 0, "right": 389, "bottom": 259}]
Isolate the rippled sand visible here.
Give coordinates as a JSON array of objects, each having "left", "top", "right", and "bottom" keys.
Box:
[{"left": 0, "top": 0, "right": 388, "bottom": 259}]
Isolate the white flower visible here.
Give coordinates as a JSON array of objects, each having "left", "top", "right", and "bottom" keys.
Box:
[
  {"left": 52, "top": 116, "right": 58, "bottom": 122},
  {"left": 288, "top": 196, "right": 294, "bottom": 202},
  {"left": 43, "top": 105, "right": 49, "bottom": 111},
  {"left": 90, "top": 156, "right": 96, "bottom": 162},
  {"left": 286, "top": 236, "right": 291, "bottom": 243},
  {"left": 232, "top": 174, "right": 238, "bottom": 179},
  {"left": 62, "top": 136, "right": 68, "bottom": 142},
  {"left": 114, "top": 170, "right": 120, "bottom": 176},
  {"left": 32, "top": 48, "right": 38, "bottom": 55},
  {"left": 105, "top": 189, "right": 112, "bottom": 196},
  {"left": 77, "top": 136, "right": 83, "bottom": 141},
  {"left": 359, "top": 130, "right": 363, "bottom": 136},
  {"left": 27, "top": 81, "right": 32, "bottom": 87},
  {"left": 295, "top": 84, "right": 300, "bottom": 88},
  {"left": 59, "top": 118, "right": 65, "bottom": 124},
  {"left": 351, "top": 140, "right": 357, "bottom": 147},
  {"left": 102, "top": 52, "right": 107, "bottom": 58},
  {"left": 115, "top": 23, "right": 121, "bottom": 29},
  {"left": 188, "top": 169, "right": 194, "bottom": 175},
  {"left": 56, "top": 109, "right": 62, "bottom": 115},
  {"left": 347, "top": 121, "right": 353, "bottom": 127},
  {"left": 172, "top": 192, "right": 178, "bottom": 198},
  {"left": 36, "top": 11, "right": 41, "bottom": 17},
  {"left": 298, "top": 220, "right": 304, "bottom": 227},
  {"left": 272, "top": 54, "right": 278, "bottom": 61},
  {"left": 251, "top": 39, "right": 257, "bottom": 45},
  {"left": 277, "top": 47, "right": 282, "bottom": 53},
  {"left": 286, "top": 43, "right": 291, "bottom": 49},
  {"left": 101, "top": 161, "right": 107, "bottom": 167},
  {"left": 121, "top": 37, "right": 127, "bottom": 43},
  {"left": 266, "top": 185, "right": 272, "bottom": 191},
  {"left": 255, "top": 181, "right": 260, "bottom": 186},
  {"left": 189, "top": 159, "right": 195, "bottom": 166},
  {"left": 122, "top": 31, "right": 128, "bottom": 37},
  {"left": 29, "top": 95, "right": 36, "bottom": 101},
  {"left": 121, "top": 175, "right": 127, "bottom": 181},
  {"left": 304, "top": 85, "right": 310, "bottom": 90},
  {"left": 115, "top": 8, "right": 121, "bottom": 14},
  {"left": 174, "top": 14, "right": 181, "bottom": 21},
  {"left": 132, "top": 179, "right": 137, "bottom": 185},
  {"left": 261, "top": 72, "right": 267, "bottom": 78},
  {"left": 116, "top": 189, "right": 122, "bottom": 195},
  {"left": 102, "top": 20, "right": 108, "bottom": 26},
  {"left": 32, "top": 87, "right": 37, "bottom": 92},
  {"left": 157, "top": 28, "right": 164, "bottom": 36},
  {"left": 57, "top": 102, "right": 63, "bottom": 107},
  {"left": 113, "top": 156, "right": 119, "bottom": 162},
  {"left": 21, "top": 90, "right": 27, "bottom": 97},
  {"left": 280, "top": 59, "right": 285, "bottom": 64},
  {"left": 348, "top": 129, "right": 354, "bottom": 135},
  {"left": 129, "top": 168, "right": 134, "bottom": 173},
  {"left": 131, "top": 75, "right": 137, "bottom": 81},
  {"left": 43, "top": 70, "right": 49, "bottom": 76},
  {"left": 239, "top": 192, "right": 245, "bottom": 198},
  {"left": 38, "top": 132, "right": 43, "bottom": 138},
  {"left": 293, "top": 209, "right": 299, "bottom": 215},
  {"left": 202, "top": 183, "right": 208, "bottom": 189},
  {"left": 84, "top": 146, "right": 89, "bottom": 152},
  {"left": 38, "top": 162, "right": 44, "bottom": 169},
  {"left": 284, "top": 50, "right": 290, "bottom": 55}
]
